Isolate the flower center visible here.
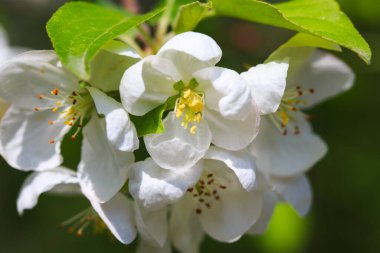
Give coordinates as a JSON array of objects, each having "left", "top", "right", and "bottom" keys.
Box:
[
  {"left": 35, "top": 88, "right": 93, "bottom": 143},
  {"left": 187, "top": 172, "right": 227, "bottom": 215},
  {"left": 60, "top": 207, "right": 106, "bottom": 237},
  {"left": 269, "top": 86, "right": 315, "bottom": 136},
  {"left": 175, "top": 88, "right": 205, "bottom": 134}
]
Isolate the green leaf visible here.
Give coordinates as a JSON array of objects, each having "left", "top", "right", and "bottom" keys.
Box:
[
  {"left": 47, "top": 2, "right": 164, "bottom": 80},
  {"left": 130, "top": 104, "right": 167, "bottom": 137},
  {"left": 212, "top": 0, "right": 372, "bottom": 63},
  {"left": 174, "top": 1, "right": 212, "bottom": 33}
]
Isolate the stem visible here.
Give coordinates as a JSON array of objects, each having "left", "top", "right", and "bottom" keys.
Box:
[
  {"left": 121, "top": 0, "right": 141, "bottom": 14},
  {"left": 118, "top": 34, "right": 145, "bottom": 56},
  {"left": 156, "top": 0, "right": 175, "bottom": 44},
  {"left": 138, "top": 25, "right": 158, "bottom": 53}
]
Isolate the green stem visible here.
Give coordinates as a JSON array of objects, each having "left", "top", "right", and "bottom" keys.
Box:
[{"left": 156, "top": 0, "right": 175, "bottom": 44}]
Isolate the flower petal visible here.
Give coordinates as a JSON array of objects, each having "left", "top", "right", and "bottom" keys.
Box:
[
  {"left": 87, "top": 87, "right": 138, "bottom": 152},
  {"left": 0, "top": 50, "right": 80, "bottom": 109},
  {"left": 144, "top": 112, "right": 211, "bottom": 170},
  {"left": 241, "top": 61, "right": 289, "bottom": 115},
  {"left": 134, "top": 203, "right": 168, "bottom": 247},
  {"left": 198, "top": 162, "right": 262, "bottom": 242},
  {"left": 129, "top": 158, "right": 203, "bottom": 210},
  {"left": 295, "top": 50, "right": 355, "bottom": 108},
  {"left": 89, "top": 50, "right": 140, "bottom": 92},
  {"left": 90, "top": 193, "right": 137, "bottom": 244},
  {"left": 120, "top": 56, "right": 178, "bottom": 116},
  {"left": 170, "top": 195, "right": 204, "bottom": 253},
  {"left": 158, "top": 32, "right": 222, "bottom": 82},
  {"left": 0, "top": 105, "right": 70, "bottom": 171},
  {"left": 248, "top": 186, "right": 278, "bottom": 234},
  {"left": 78, "top": 115, "right": 134, "bottom": 203},
  {"left": 270, "top": 174, "right": 312, "bottom": 216},
  {"left": 16, "top": 167, "right": 78, "bottom": 215},
  {"left": 249, "top": 116, "right": 327, "bottom": 177},
  {"left": 204, "top": 146, "right": 256, "bottom": 191},
  {"left": 205, "top": 107, "right": 259, "bottom": 151},
  {"left": 194, "top": 67, "right": 252, "bottom": 120}
]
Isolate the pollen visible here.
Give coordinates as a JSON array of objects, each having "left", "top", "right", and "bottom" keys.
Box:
[
  {"left": 34, "top": 87, "right": 93, "bottom": 144},
  {"left": 269, "top": 85, "right": 317, "bottom": 136},
  {"left": 188, "top": 172, "right": 227, "bottom": 215},
  {"left": 175, "top": 88, "right": 205, "bottom": 133}
]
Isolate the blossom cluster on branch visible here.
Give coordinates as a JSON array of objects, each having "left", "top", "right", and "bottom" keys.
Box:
[{"left": 0, "top": 5, "right": 355, "bottom": 252}]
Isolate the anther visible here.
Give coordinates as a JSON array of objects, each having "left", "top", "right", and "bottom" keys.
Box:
[
  {"left": 38, "top": 95, "right": 44, "bottom": 99},
  {"left": 49, "top": 139, "right": 55, "bottom": 144},
  {"left": 51, "top": 88, "right": 59, "bottom": 96},
  {"left": 187, "top": 188, "right": 194, "bottom": 192},
  {"left": 190, "top": 125, "right": 197, "bottom": 134},
  {"left": 196, "top": 208, "right": 202, "bottom": 215},
  {"left": 219, "top": 185, "right": 227, "bottom": 190},
  {"left": 34, "top": 107, "right": 39, "bottom": 111},
  {"left": 309, "top": 88, "right": 315, "bottom": 94},
  {"left": 207, "top": 173, "right": 213, "bottom": 178},
  {"left": 48, "top": 120, "right": 54, "bottom": 125}
]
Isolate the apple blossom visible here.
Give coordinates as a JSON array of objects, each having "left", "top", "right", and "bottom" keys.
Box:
[
  {"left": 120, "top": 32, "right": 267, "bottom": 171},
  {"left": 246, "top": 47, "right": 354, "bottom": 215},
  {"left": 129, "top": 146, "right": 262, "bottom": 243},
  {"left": 17, "top": 167, "right": 137, "bottom": 244},
  {"left": 0, "top": 50, "right": 138, "bottom": 203}
]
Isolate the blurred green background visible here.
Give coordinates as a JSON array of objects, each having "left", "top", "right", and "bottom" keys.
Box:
[{"left": 0, "top": 0, "right": 379, "bottom": 252}]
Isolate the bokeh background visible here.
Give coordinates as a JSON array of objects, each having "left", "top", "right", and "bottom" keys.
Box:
[{"left": 0, "top": 0, "right": 379, "bottom": 252}]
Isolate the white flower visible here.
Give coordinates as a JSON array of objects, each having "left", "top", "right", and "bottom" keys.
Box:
[
  {"left": 0, "top": 26, "right": 26, "bottom": 64},
  {"left": 120, "top": 32, "right": 263, "bottom": 170},
  {"left": 0, "top": 26, "right": 29, "bottom": 117},
  {"left": 246, "top": 48, "right": 354, "bottom": 215},
  {"left": 0, "top": 50, "right": 138, "bottom": 203},
  {"left": 16, "top": 167, "right": 137, "bottom": 244},
  {"left": 129, "top": 146, "right": 263, "bottom": 243}
]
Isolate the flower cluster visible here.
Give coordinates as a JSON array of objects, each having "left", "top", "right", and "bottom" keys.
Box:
[{"left": 0, "top": 30, "right": 354, "bottom": 252}]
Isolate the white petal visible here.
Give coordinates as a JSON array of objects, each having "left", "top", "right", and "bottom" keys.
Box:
[
  {"left": 270, "top": 174, "right": 312, "bottom": 216},
  {"left": 120, "top": 56, "right": 178, "bottom": 116},
  {"left": 248, "top": 186, "right": 278, "bottom": 234},
  {"left": 78, "top": 116, "right": 134, "bottom": 203},
  {"left": 295, "top": 50, "right": 355, "bottom": 108},
  {"left": 249, "top": 116, "right": 327, "bottom": 177},
  {"left": 0, "top": 106, "right": 70, "bottom": 171},
  {"left": 90, "top": 193, "right": 137, "bottom": 244},
  {"left": 0, "top": 26, "right": 9, "bottom": 50},
  {"left": 205, "top": 107, "right": 259, "bottom": 151},
  {"left": 170, "top": 195, "right": 204, "bottom": 253},
  {"left": 17, "top": 167, "right": 78, "bottom": 215},
  {"left": 89, "top": 49, "right": 140, "bottom": 92},
  {"left": 199, "top": 165, "right": 262, "bottom": 242},
  {"left": 144, "top": 112, "right": 211, "bottom": 170},
  {"left": 194, "top": 67, "right": 252, "bottom": 120},
  {"left": 129, "top": 158, "right": 203, "bottom": 210},
  {"left": 134, "top": 203, "right": 168, "bottom": 247},
  {"left": 204, "top": 146, "right": 256, "bottom": 191},
  {"left": 241, "top": 61, "right": 289, "bottom": 115},
  {"left": 87, "top": 87, "right": 138, "bottom": 152},
  {"left": 158, "top": 32, "right": 222, "bottom": 82},
  {"left": 0, "top": 50, "right": 80, "bottom": 109}
]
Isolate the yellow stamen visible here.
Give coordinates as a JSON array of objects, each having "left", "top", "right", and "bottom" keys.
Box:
[{"left": 175, "top": 88, "right": 205, "bottom": 134}]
